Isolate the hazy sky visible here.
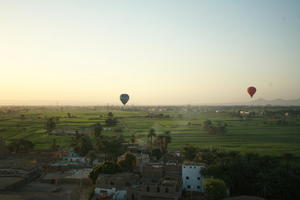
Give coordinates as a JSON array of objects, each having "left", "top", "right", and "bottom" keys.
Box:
[{"left": 1, "top": 0, "right": 300, "bottom": 105}]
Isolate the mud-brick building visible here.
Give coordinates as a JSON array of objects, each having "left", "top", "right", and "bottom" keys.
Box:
[
  {"left": 127, "top": 179, "right": 182, "bottom": 200},
  {"left": 95, "top": 173, "right": 140, "bottom": 200},
  {"left": 96, "top": 173, "right": 140, "bottom": 189},
  {"left": 127, "top": 163, "right": 183, "bottom": 200},
  {"left": 141, "top": 163, "right": 182, "bottom": 182}
]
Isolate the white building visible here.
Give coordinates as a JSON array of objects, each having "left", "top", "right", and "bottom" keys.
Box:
[{"left": 182, "top": 164, "right": 204, "bottom": 192}]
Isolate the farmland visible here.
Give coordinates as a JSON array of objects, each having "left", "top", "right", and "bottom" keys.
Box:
[{"left": 0, "top": 106, "right": 300, "bottom": 156}]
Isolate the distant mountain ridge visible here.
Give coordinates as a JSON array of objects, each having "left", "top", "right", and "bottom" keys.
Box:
[
  {"left": 250, "top": 98, "right": 300, "bottom": 106},
  {"left": 218, "top": 98, "right": 300, "bottom": 106}
]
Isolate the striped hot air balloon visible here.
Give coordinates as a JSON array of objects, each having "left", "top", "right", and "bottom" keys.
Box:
[
  {"left": 120, "top": 94, "right": 129, "bottom": 105},
  {"left": 247, "top": 87, "right": 257, "bottom": 98}
]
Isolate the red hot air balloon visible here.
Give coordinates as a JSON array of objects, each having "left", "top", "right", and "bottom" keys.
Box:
[{"left": 247, "top": 87, "right": 257, "bottom": 98}]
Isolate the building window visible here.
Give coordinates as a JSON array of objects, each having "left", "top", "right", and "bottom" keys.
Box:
[
  {"left": 146, "top": 186, "right": 150, "bottom": 192},
  {"left": 187, "top": 185, "right": 191, "bottom": 189},
  {"left": 157, "top": 187, "right": 160, "bottom": 192},
  {"left": 197, "top": 186, "right": 201, "bottom": 189},
  {"left": 186, "top": 176, "right": 189, "bottom": 180},
  {"left": 165, "top": 188, "right": 169, "bottom": 193},
  {"left": 197, "top": 177, "right": 201, "bottom": 180}
]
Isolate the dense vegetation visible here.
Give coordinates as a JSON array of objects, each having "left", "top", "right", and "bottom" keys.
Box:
[
  {"left": 191, "top": 148, "right": 300, "bottom": 200},
  {"left": 0, "top": 105, "right": 300, "bottom": 156},
  {"left": 1, "top": 106, "right": 300, "bottom": 199}
]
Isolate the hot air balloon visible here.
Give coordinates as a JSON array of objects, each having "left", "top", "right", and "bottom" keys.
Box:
[
  {"left": 120, "top": 94, "right": 129, "bottom": 105},
  {"left": 247, "top": 87, "right": 256, "bottom": 98}
]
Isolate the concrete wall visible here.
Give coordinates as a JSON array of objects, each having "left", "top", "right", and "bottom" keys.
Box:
[{"left": 182, "top": 164, "right": 204, "bottom": 192}]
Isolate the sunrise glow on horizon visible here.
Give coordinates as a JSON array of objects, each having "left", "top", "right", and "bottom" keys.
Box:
[{"left": 1, "top": 0, "right": 300, "bottom": 105}]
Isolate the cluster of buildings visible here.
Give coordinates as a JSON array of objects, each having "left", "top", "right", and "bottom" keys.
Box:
[
  {"left": 93, "top": 162, "right": 204, "bottom": 200},
  {"left": 0, "top": 140, "right": 205, "bottom": 200},
  {"left": 36, "top": 146, "right": 205, "bottom": 200},
  {"left": 0, "top": 167, "right": 41, "bottom": 191},
  {"left": 91, "top": 145, "right": 205, "bottom": 200}
]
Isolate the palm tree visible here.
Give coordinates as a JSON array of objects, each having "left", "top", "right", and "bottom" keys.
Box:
[
  {"left": 130, "top": 134, "right": 136, "bottom": 144},
  {"left": 86, "top": 150, "right": 97, "bottom": 166},
  {"left": 102, "top": 138, "right": 124, "bottom": 161},
  {"left": 282, "top": 153, "right": 294, "bottom": 170},
  {"left": 71, "top": 135, "right": 93, "bottom": 156},
  {"left": 93, "top": 122, "right": 103, "bottom": 138},
  {"left": 46, "top": 118, "right": 56, "bottom": 135},
  {"left": 147, "top": 128, "right": 156, "bottom": 151},
  {"left": 51, "top": 138, "right": 59, "bottom": 152},
  {"left": 157, "top": 131, "right": 172, "bottom": 154}
]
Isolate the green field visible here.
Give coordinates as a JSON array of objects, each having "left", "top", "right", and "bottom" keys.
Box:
[{"left": 1, "top": 106, "right": 300, "bottom": 156}]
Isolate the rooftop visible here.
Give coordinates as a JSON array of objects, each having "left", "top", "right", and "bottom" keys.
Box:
[{"left": 0, "top": 177, "right": 24, "bottom": 190}]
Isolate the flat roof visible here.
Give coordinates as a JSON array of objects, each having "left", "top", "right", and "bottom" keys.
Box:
[{"left": 0, "top": 177, "right": 24, "bottom": 190}]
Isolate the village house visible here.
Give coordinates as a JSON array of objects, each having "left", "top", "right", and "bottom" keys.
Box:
[
  {"left": 95, "top": 173, "right": 140, "bottom": 200},
  {"left": 141, "top": 164, "right": 164, "bottom": 181},
  {"left": 95, "top": 188, "right": 121, "bottom": 200},
  {"left": 127, "top": 178, "right": 182, "bottom": 200},
  {"left": 182, "top": 163, "right": 205, "bottom": 192},
  {"left": 41, "top": 168, "right": 92, "bottom": 185},
  {"left": 50, "top": 152, "right": 89, "bottom": 170},
  {"left": 118, "top": 152, "right": 150, "bottom": 172},
  {"left": 126, "top": 163, "right": 183, "bottom": 200},
  {"left": 0, "top": 167, "right": 41, "bottom": 191},
  {"left": 62, "top": 152, "right": 86, "bottom": 163},
  {"left": 163, "top": 151, "right": 185, "bottom": 164}
]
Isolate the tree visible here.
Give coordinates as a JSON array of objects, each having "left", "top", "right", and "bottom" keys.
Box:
[
  {"left": 89, "top": 160, "right": 121, "bottom": 200},
  {"left": 118, "top": 152, "right": 137, "bottom": 172},
  {"left": 71, "top": 135, "right": 93, "bottom": 156},
  {"left": 8, "top": 139, "right": 35, "bottom": 153},
  {"left": 203, "top": 120, "right": 227, "bottom": 135},
  {"left": 281, "top": 153, "right": 294, "bottom": 170},
  {"left": 108, "top": 112, "right": 114, "bottom": 118},
  {"left": 156, "top": 131, "right": 172, "bottom": 154},
  {"left": 151, "top": 148, "right": 163, "bottom": 160},
  {"left": 105, "top": 117, "right": 118, "bottom": 126},
  {"left": 114, "top": 127, "right": 123, "bottom": 133},
  {"left": 203, "top": 120, "right": 212, "bottom": 130},
  {"left": 183, "top": 145, "right": 198, "bottom": 161},
  {"left": 93, "top": 123, "right": 103, "bottom": 138},
  {"left": 130, "top": 134, "right": 136, "bottom": 144},
  {"left": 86, "top": 150, "right": 97, "bottom": 166},
  {"left": 147, "top": 128, "right": 156, "bottom": 151},
  {"left": 0, "top": 137, "right": 9, "bottom": 156},
  {"left": 98, "top": 137, "right": 125, "bottom": 161},
  {"left": 51, "top": 138, "right": 59, "bottom": 152},
  {"left": 89, "top": 161, "right": 121, "bottom": 184},
  {"left": 46, "top": 117, "right": 56, "bottom": 134},
  {"left": 204, "top": 178, "right": 227, "bottom": 200}
]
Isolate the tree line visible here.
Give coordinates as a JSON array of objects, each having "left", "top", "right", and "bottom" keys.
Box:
[{"left": 183, "top": 146, "right": 300, "bottom": 200}]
